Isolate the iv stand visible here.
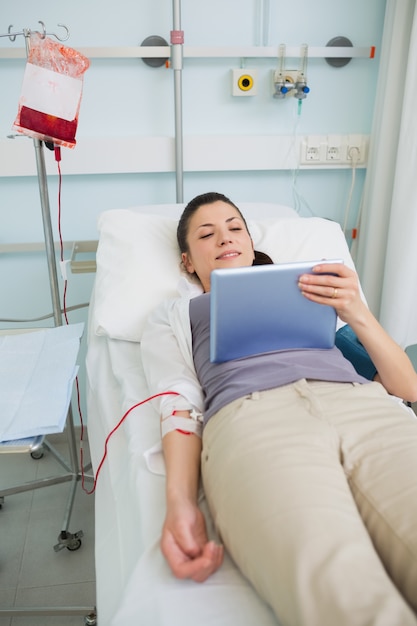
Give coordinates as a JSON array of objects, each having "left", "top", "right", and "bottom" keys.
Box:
[
  {"left": 171, "top": 0, "right": 184, "bottom": 203},
  {"left": 0, "top": 23, "right": 96, "bottom": 625}
]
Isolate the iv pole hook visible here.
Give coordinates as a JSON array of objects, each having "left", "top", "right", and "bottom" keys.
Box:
[
  {"left": 35, "top": 21, "right": 70, "bottom": 41},
  {"left": 37, "top": 20, "right": 47, "bottom": 39},
  {"left": 53, "top": 23, "right": 70, "bottom": 42},
  {"left": 7, "top": 25, "right": 16, "bottom": 42},
  {"left": 2, "top": 22, "right": 69, "bottom": 41}
]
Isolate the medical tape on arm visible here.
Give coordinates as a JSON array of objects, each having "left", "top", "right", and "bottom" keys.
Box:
[{"left": 161, "top": 409, "right": 203, "bottom": 438}]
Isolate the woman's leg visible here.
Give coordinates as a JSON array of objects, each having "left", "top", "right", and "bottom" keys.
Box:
[
  {"left": 322, "top": 381, "right": 417, "bottom": 613},
  {"left": 201, "top": 381, "right": 417, "bottom": 626}
]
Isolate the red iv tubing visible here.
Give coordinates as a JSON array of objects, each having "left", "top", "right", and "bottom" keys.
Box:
[{"left": 81, "top": 391, "right": 180, "bottom": 495}]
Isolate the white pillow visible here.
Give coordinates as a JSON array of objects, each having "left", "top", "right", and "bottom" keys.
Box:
[{"left": 93, "top": 208, "right": 355, "bottom": 343}]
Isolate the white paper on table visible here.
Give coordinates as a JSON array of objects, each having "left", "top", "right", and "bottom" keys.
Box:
[{"left": 0, "top": 323, "right": 84, "bottom": 441}]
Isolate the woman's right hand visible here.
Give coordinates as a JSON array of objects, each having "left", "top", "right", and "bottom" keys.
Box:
[
  {"left": 161, "top": 425, "right": 224, "bottom": 582},
  {"left": 161, "top": 497, "right": 224, "bottom": 583}
]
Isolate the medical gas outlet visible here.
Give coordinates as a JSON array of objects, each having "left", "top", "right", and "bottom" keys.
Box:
[
  {"left": 232, "top": 69, "right": 258, "bottom": 96},
  {"left": 272, "top": 69, "right": 310, "bottom": 100}
]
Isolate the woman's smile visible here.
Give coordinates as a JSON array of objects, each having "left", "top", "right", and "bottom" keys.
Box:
[{"left": 216, "top": 250, "right": 240, "bottom": 260}]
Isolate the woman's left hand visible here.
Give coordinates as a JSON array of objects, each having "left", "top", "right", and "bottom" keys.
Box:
[
  {"left": 298, "top": 262, "right": 366, "bottom": 325},
  {"left": 299, "top": 262, "right": 417, "bottom": 402}
]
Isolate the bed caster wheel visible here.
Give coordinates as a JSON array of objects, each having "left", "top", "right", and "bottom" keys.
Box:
[
  {"left": 84, "top": 609, "right": 97, "bottom": 625},
  {"left": 53, "top": 529, "right": 84, "bottom": 552},
  {"left": 30, "top": 447, "right": 44, "bottom": 460},
  {"left": 67, "top": 536, "right": 82, "bottom": 551}
]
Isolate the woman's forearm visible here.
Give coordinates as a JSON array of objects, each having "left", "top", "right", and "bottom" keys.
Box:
[
  {"left": 163, "top": 417, "right": 202, "bottom": 506},
  {"left": 299, "top": 262, "right": 417, "bottom": 402},
  {"left": 351, "top": 307, "right": 417, "bottom": 402},
  {"left": 160, "top": 416, "right": 224, "bottom": 582}
]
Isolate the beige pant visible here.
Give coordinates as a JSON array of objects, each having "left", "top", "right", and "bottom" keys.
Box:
[{"left": 201, "top": 380, "right": 417, "bottom": 626}]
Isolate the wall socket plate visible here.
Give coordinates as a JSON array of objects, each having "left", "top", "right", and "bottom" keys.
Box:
[{"left": 300, "top": 134, "right": 367, "bottom": 166}]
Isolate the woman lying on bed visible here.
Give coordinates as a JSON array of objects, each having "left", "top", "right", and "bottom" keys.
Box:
[{"left": 141, "top": 192, "right": 417, "bottom": 626}]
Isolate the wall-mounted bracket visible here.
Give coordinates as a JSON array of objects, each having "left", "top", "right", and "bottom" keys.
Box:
[
  {"left": 140, "top": 35, "right": 169, "bottom": 67},
  {"left": 325, "top": 36, "right": 353, "bottom": 68}
]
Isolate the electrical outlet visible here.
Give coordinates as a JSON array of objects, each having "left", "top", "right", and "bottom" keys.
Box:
[
  {"left": 326, "top": 146, "right": 341, "bottom": 161},
  {"left": 300, "top": 137, "right": 323, "bottom": 163},
  {"left": 305, "top": 146, "right": 321, "bottom": 161},
  {"left": 326, "top": 135, "right": 343, "bottom": 161},
  {"left": 346, "top": 134, "right": 366, "bottom": 164}
]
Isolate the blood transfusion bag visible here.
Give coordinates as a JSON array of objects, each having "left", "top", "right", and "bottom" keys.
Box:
[{"left": 13, "top": 33, "right": 90, "bottom": 148}]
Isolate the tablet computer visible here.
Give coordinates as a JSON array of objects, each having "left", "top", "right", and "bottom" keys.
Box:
[{"left": 210, "top": 259, "right": 341, "bottom": 363}]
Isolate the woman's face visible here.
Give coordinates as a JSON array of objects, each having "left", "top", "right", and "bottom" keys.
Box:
[{"left": 182, "top": 200, "right": 254, "bottom": 292}]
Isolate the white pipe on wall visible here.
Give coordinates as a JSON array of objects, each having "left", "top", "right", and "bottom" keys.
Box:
[{"left": 262, "top": 0, "right": 271, "bottom": 46}]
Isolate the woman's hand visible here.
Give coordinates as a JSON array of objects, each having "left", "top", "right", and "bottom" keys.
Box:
[
  {"left": 298, "top": 262, "right": 366, "bottom": 325},
  {"left": 161, "top": 497, "right": 224, "bottom": 583},
  {"left": 162, "top": 426, "right": 223, "bottom": 583},
  {"left": 299, "top": 262, "right": 417, "bottom": 402}
]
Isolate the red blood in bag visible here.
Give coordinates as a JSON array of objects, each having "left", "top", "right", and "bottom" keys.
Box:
[{"left": 20, "top": 106, "right": 77, "bottom": 145}]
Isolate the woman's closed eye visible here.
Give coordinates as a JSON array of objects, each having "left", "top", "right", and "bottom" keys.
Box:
[{"left": 200, "top": 227, "right": 241, "bottom": 239}]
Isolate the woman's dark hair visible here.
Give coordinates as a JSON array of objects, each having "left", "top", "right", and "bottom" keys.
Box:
[
  {"left": 253, "top": 250, "right": 274, "bottom": 265},
  {"left": 177, "top": 191, "right": 273, "bottom": 265}
]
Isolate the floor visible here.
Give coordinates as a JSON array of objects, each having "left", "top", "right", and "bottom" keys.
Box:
[{"left": 0, "top": 429, "right": 96, "bottom": 625}]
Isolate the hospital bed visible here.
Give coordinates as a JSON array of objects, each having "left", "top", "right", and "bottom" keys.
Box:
[{"left": 86, "top": 202, "right": 362, "bottom": 626}]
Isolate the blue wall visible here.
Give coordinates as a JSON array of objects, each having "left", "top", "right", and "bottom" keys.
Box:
[{"left": 0, "top": 0, "right": 387, "bottom": 420}]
